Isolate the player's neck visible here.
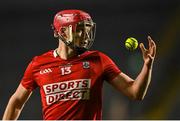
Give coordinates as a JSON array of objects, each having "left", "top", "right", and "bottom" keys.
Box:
[{"left": 57, "top": 41, "right": 77, "bottom": 60}]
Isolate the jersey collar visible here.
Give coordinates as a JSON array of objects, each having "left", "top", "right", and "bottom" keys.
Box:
[{"left": 53, "top": 49, "right": 59, "bottom": 58}]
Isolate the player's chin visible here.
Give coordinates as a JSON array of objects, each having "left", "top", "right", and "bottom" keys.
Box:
[{"left": 79, "top": 43, "right": 88, "bottom": 48}]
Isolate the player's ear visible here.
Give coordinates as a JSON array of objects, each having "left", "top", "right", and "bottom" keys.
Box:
[
  {"left": 59, "top": 27, "right": 68, "bottom": 38},
  {"left": 53, "top": 27, "right": 67, "bottom": 38}
]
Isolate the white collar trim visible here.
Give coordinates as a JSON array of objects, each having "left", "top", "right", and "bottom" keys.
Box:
[{"left": 53, "top": 49, "right": 58, "bottom": 58}]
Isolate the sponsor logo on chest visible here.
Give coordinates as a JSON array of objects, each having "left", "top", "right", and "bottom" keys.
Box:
[{"left": 43, "top": 79, "right": 91, "bottom": 105}]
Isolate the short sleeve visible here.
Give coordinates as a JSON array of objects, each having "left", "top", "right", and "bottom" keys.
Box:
[
  {"left": 20, "top": 59, "right": 38, "bottom": 91},
  {"left": 99, "top": 52, "right": 121, "bottom": 82}
]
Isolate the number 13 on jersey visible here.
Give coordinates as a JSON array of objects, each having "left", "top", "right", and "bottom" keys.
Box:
[{"left": 61, "top": 67, "right": 72, "bottom": 75}]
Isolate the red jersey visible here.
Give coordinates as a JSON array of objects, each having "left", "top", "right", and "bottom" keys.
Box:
[{"left": 21, "top": 50, "right": 121, "bottom": 120}]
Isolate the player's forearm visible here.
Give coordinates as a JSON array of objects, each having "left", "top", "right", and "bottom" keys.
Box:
[
  {"left": 133, "top": 62, "right": 153, "bottom": 100},
  {"left": 3, "top": 96, "right": 24, "bottom": 120}
]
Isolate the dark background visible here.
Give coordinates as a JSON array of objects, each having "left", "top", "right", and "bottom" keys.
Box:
[{"left": 0, "top": 0, "right": 180, "bottom": 119}]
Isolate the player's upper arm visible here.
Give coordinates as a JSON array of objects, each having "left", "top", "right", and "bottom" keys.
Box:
[
  {"left": 109, "top": 72, "right": 136, "bottom": 100},
  {"left": 10, "top": 84, "right": 32, "bottom": 109}
]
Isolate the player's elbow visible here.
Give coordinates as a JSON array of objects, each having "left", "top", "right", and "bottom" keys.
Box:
[{"left": 129, "top": 86, "right": 147, "bottom": 101}]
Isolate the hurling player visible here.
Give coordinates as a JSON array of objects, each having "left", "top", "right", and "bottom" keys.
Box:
[{"left": 3, "top": 9, "right": 156, "bottom": 120}]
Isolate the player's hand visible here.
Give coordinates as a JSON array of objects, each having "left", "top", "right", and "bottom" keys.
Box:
[{"left": 139, "top": 36, "right": 156, "bottom": 68}]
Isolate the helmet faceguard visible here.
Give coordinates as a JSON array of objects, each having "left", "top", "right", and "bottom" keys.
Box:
[{"left": 53, "top": 10, "right": 96, "bottom": 54}]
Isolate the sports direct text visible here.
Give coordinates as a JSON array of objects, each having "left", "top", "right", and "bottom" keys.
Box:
[{"left": 43, "top": 79, "right": 91, "bottom": 105}]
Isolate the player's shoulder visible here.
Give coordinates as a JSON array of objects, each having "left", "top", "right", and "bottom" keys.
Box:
[
  {"left": 83, "top": 50, "right": 109, "bottom": 58},
  {"left": 31, "top": 50, "right": 54, "bottom": 63}
]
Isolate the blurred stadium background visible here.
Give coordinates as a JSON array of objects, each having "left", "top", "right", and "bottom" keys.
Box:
[{"left": 0, "top": 0, "right": 180, "bottom": 119}]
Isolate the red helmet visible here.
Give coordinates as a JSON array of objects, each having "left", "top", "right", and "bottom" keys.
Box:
[
  {"left": 53, "top": 9, "right": 92, "bottom": 33},
  {"left": 53, "top": 9, "right": 96, "bottom": 54}
]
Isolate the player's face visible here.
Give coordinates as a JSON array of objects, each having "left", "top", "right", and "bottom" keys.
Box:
[{"left": 73, "top": 21, "right": 95, "bottom": 49}]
